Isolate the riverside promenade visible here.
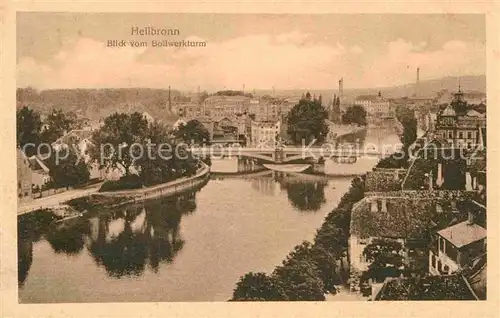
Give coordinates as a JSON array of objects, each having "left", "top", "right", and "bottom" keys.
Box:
[
  {"left": 97, "top": 163, "right": 210, "bottom": 201},
  {"left": 17, "top": 163, "right": 211, "bottom": 216},
  {"left": 17, "top": 183, "right": 102, "bottom": 216}
]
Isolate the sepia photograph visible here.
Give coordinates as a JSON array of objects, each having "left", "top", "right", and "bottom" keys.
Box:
[{"left": 13, "top": 11, "right": 488, "bottom": 306}]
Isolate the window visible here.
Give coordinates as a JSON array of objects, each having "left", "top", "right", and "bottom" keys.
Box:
[
  {"left": 443, "top": 265, "right": 450, "bottom": 273},
  {"left": 458, "top": 131, "right": 463, "bottom": 139},
  {"left": 448, "top": 131, "right": 453, "bottom": 139},
  {"left": 431, "top": 254, "right": 437, "bottom": 268},
  {"left": 467, "top": 131, "right": 472, "bottom": 139},
  {"left": 18, "top": 182, "right": 21, "bottom": 189}
]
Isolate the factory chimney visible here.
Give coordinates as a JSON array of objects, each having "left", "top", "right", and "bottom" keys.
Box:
[
  {"left": 168, "top": 85, "right": 172, "bottom": 111},
  {"left": 415, "top": 67, "right": 420, "bottom": 97},
  {"left": 338, "top": 78, "right": 344, "bottom": 102}
]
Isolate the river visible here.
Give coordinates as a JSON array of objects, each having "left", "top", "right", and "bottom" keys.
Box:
[{"left": 17, "top": 127, "right": 400, "bottom": 303}]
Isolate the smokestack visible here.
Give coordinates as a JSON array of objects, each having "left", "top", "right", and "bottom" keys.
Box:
[
  {"left": 168, "top": 85, "right": 172, "bottom": 111},
  {"left": 338, "top": 78, "right": 344, "bottom": 100},
  {"left": 416, "top": 67, "right": 420, "bottom": 97},
  {"left": 242, "top": 84, "right": 245, "bottom": 93}
]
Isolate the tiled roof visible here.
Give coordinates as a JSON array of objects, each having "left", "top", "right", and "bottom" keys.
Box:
[
  {"left": 466, "top": 110, "right": 485, "bottom": 118},
  {"left": 355, "top": 95, "right": 386, "bottom": 102},
  {"left": 438, "top": 221, "right": 486, "bottom": 248},
  {"left": 28, "top": 155, "right": 50, "bottom": 173}
]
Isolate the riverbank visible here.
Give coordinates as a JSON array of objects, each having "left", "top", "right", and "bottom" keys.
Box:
[
  {"left": 330, "top": 124, "right": 366, "bottom": 139},
  {"left": 17, "top": 184, "right": 102, "bottom": 216},
  {"left": 230, "top": 175, "right": 366, "bottom": 301},
  {"left": 18, "top": 164, "right": 211, "bottom": 216},
  {"left": 97, "top": 163, "right": 210, "bottom": 199}
]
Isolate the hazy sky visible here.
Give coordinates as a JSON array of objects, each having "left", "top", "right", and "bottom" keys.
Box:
[{"left": 17, "top": 13, "right": 485, "bottom": 91}]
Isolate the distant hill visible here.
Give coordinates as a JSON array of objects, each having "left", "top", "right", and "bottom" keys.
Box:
[
  {"left": 16, "top": 87, "right": 183, "bottom": 123},
  {"left": 255, "top": 75, "right": 486, "bottom": 102},
  {"left": 16, "top": 75, "right": 486, "bottom": 121}
]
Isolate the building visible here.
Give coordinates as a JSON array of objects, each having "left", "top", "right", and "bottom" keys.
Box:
[
  {"left": 250, "top": 121, "right": 281, "bottom": 147},
  {"left": 429, "top": 218, "right": 486, "bottom": 276},
  {"left": 349, "top": 191, "right": 472, "bottom": 277},
  {"left": 354, "top": 92, "right": 394, "bottom": 122},
  {"left": 434, "top": 88, "right": 486, "bottom": 149},
  {"left": 177, "top": 102, "right": 205, "bottom": 120},
  {"left": 204, "top": 95, "right": 251, "bottom": 121},
  {"left": 142, "top": 111, "right": 155, "bottom": 123},
  {"left": 28, "top": 155, "right": 51, "bottom": 189},
  {"left": 17, "top": 149, "right": 32, "bottom": 202},
  {"left": 51, "top": 129, "right": 105, "bottom": 180}
]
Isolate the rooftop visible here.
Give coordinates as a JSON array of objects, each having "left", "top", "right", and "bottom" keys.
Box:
[
  {"left": 355, "top": 94, "right": 388, "bottom": 102},
  {"left": 438, "top": 221, "right": 486, "bottom": 248},
  {"left": 441, "top": 105, "right": 456, "bottom": 116},
  {"left": 351, "top": 196, "right": 442, "bottom": 239}
]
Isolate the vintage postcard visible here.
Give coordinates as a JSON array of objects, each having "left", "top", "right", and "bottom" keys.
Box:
[{"left": 1, "top": 2, "right": 499, "bottom": 318}]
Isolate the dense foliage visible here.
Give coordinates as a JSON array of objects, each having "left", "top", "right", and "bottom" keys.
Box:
[
  {"left": 16, "top": 106, "right": 42, "bottom": 156},
  {"left": 174, "top": 119, "right": 211, "bottom": 145},
  {"left": 376, "top": 275, "right": 476, "bottom": 300},
  {"left": 99, "top": 174, "right": 143, "bottom": 192},
  {"left": 231, "top": 272, "right": 288, "bottom": 301},
  {"left": 363, "top": 238, "right": 404, "bottom": 283},
  {"left": 342, "top": 105, "right": 367, "bottom": 126},
  {"left": 40, "top": 109, "right": 78, "bottom": 144},
  {"left": 92, "top": 113, "right": 202, "bottom": 191},
  {"left": 286, "top": 93, "right": 329, "bottom": 145},
  {"left": 91, "top": 112, "right": 149, "bottom": 175},
  {"left": 46, "top": 146, "right": 90, "bottom": 189}
]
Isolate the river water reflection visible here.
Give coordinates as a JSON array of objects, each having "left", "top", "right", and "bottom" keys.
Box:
[{"left": 18, "top": 128, "right": 399, "bottom": 303}]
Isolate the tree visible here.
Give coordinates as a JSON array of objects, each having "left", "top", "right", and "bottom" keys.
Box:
[
  {"left": 47, "top": 147, "right": 90, "bottom": 189},
  {"left": 91, "top": 112, "right": 149, "bottom": 175},
  {"left": 341, "top": 105, "right": 367, "bottom": 126},
  {"left": 271, "top": 241, "right": 326, "bottom": 301},
  {"left": 286, "top": 94, "right": 329, "bottom": 144},
  {"left": 40, "top": 109, "right": 77, "bottom": 143},
  {"left": 175, "top": 119, "right": 210, "bottom": 145},
  {"left": 273, "top": 256, "right": 326, "bottom": 301},
  {"left": 17, "top": 106, "right": 42, "bottom": 156},
  {"left": 231, "top": 272, "right": 288, "bottom": 301},
  {"left": 443, "top": 158, "right": 467, "bottom": 190},
  {"left": 363, "top": 238, "right": 404, "bottom": 283}
]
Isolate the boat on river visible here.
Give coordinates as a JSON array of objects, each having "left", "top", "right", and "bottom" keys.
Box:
[{"left": 263, "top": 164, "right": 311, "bottom": 173}]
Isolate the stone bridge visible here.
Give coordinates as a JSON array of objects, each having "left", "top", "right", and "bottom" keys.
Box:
[{"left": 191, "top": 146, "right": 386, "bottom": 163}]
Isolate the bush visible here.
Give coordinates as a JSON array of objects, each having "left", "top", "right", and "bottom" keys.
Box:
[{"left": 99, "top": 174, "right": 143, "bottom": 192}]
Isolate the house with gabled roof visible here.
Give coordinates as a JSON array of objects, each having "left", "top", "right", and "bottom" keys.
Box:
[{"left": 28, "top": 154, "right": 51, "bottom": 189}]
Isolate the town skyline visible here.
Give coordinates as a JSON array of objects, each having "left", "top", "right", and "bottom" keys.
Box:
[{"left": 17, "top": 13, "right": 485, "bottom": 91}]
